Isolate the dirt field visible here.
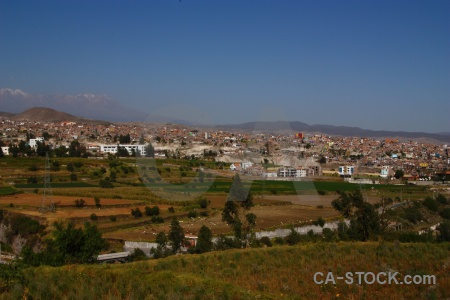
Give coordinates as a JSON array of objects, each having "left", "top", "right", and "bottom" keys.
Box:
[
  {"left": 0, "top": 193, "right": 144, "bottom": 207},
  {"left": 262, "top": 194, "right": 382, "bottom": 207},
  {"left": 102, "top": 204, "right": 340, "bottom": 241}
]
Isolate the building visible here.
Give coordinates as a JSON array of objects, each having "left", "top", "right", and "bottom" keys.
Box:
[
  {"left": 277, "top": 167, "right": 297, "bottom": 177},
  {"left": 338, "top": 166, "right": 356, "bottom": 177},
  {"left": 380, "top": 166, "right": 392, "bottom": 178},
  {"left": 100, "top": 144, "right": 147, "bottom": 156},
  {"left": 29, "top": 137, "right": 44, "bottom": 148},
  {"left": 1, "top": 147, "right": 9, "bottom": 155}
]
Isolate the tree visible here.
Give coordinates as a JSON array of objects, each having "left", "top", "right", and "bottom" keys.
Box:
[
  {"left": 119, "top": 134, "right": 131, "bottom": 144},
  {"left": 222, "top": 174, "right": 255, "bottom": 247},
  {"left": 168, "top": 218, "right": 185, "bottom": 253},
  {"left": 394, "top": 169, "right": 404, "bottom": 179},
  {"left": 437, "top": 220, "right": 450, "bottom": 242},
  {"left": 94, "top": 197, "right": 101, "bottom": 208},
  {"left": 423, "top": 197, "right": 439, "bottom": 212},
  {"left": 70, "top": 173, "right": 77, "bottom": 182},
  {"left": 195, "top": 225, "right": 213, "bottom": 253},
  {"left": 116, "top": 146, "right": 129, "bottom": 157},
  {"left": 68, "top": 140, "right": 84, "bottom": 157},
  {"left": 318, "top": 155, "right": 327, "bottom": 164},
  {"left": 331, "top": 190, "right": 381, "bottom": 241},
  {"left": 66, "top": 163, "right": 75, "bottom": 172},
  {"left": 99, "top": 179, "right": 113, "bottom": 188},
  {"left": 151, "top": 232, "right": 170, "bottom": 259},
  {"left": 145, "top": 143, "right": 155, "bottom": 158},
  {"left": 0, "top": 147, "right": 3, "bottom": 158},
  {"left": 131, "top": 208, "right": 143, "bottom": 218},
  {"left": 198, "top": 197, "right": 209, "bottom": 209}
]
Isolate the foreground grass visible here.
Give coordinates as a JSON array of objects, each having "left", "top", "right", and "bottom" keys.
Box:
[{"left": 3, "top": 242, "right": 450, "bottom": 299}]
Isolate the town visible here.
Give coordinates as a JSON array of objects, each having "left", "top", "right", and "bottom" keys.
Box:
[{"left": 1, "top": 115, "right": 449, "bottom": 183}]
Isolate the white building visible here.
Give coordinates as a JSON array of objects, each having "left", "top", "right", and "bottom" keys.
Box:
[
  {"left": 338, "top": 166, "right": 356, "bottom": 177},
  {"left": 100, "top": 144, "right": 147, "bottom": 156},
  {"left": 29, "top": 137, "right": 44, "bottom": 148},
  {"left": 1, "top": 146, "right": 9, "bottom": 155},
  {"left": 380, "top": 166, "right": 391, "bottom": 178}
]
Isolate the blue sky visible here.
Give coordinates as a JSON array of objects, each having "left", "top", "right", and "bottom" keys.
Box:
[{"left": 1, "top": 0, "right": 449, "bottom": 132}]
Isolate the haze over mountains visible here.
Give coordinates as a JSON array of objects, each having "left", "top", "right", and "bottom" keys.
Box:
[{"left": 1, "top": 88, "right": 449, "bottom": 142}]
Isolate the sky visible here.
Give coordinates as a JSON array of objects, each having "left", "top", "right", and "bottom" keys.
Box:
[{"left": 0, "top": 0, "right": 449, "bottom": 132}]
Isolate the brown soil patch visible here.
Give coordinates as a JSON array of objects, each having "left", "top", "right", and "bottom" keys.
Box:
[{"left": 0, "top": 193, "right": 144, "bottom": 207}]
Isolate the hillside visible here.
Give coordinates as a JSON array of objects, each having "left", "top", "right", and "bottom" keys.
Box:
[
  {"left": 11, "top": 107, "right": 110, "bottom": 125},
  {"left": 2, "top": 242, "right": 449, "bottom": 299},
  {"left": 218, "top": 121, "right": 450, "bottom": 143}
]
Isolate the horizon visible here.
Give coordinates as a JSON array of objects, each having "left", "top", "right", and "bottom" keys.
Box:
[{"left": 1, "top": 1, "right": 449, "bottom": 132}]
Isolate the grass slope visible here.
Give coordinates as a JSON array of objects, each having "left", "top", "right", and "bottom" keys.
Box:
[{"left": 3, "top": 242, "right": 450, "bottom": 299}]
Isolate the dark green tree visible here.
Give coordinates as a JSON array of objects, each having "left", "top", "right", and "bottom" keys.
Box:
[
  {"left": 145, "top": 143, "right": 155, "bottom": 158},
  {"left": 437, "top": 220, "right": 450, "bottom": 242},
  {"left": 195, "top": 225, "right": 213, "bottom": 253},
  {"left": 394, "top": 169, "right": 404, "bottom": 179},
  {"left": 68, "top": 140, "right": 84, "bottom": 157},
  {"left": 332, "top": 190, "right": 381, "bottom": 241},
  {"left": 151, "top": 232, "right": 170, "bottom": 258},
  {"left": 168, "top": 218, "right": 185, "bottom": 253},
  {"left": 222, "top": 174, "right": 255, "bottom": 247}
]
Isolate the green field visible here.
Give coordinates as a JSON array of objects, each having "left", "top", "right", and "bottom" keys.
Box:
[{"left": 0, "top": 186, "right": 19, "bottom": 195}]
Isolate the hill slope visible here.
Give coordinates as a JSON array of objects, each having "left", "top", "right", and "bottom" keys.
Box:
[
  {"left": 2, "top": 242, "right": 449, "bottom": 299},
  {"left": 218, "top": 121, "right": 450, "bottom": 142}
]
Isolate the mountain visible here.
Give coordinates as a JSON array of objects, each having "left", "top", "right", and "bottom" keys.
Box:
[
  {"left": 10, "top": 107, "right": 111, "bottom": 125},
  {"left": 0, "top": 88, "right": 147, "bottom": 122},
  {"left": 218, "top": 121, "right": 450, "bottom": 143}
]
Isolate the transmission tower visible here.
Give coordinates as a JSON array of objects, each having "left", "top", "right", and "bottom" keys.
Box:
[{"left": 39, "top": 152, "right": 55, "bottom": 213}]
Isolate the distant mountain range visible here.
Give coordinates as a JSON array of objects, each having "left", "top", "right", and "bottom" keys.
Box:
[
  {"left": 0, "top": 88, "right": 147, "bottom": 122},
  {"left": 1, "top": 88, "right": 448, "bottom": 143},
  {"left": 10, "top": 107, "right": 111, "bottom": 125},
  {"left": 218, "top": 121, "right": 450, "bottom": 143}
]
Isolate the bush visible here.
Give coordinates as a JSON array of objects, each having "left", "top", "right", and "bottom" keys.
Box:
[
  {"left": 151, "top": 216, "right": 164, "bottom": 223},
  {"left": 131, "top": 208, "right": 143, "bottom": 218},
  {"left": 317, "top": 190, "right": 327, "bottom": 195},
  {"left": 168, "top": 206, "right": 175, "bottom": 213},
  {"left": 188, "top": 210, "right": 198, "bottom": 218},
  {"left": 109, "top": 216, "right": 117, "bottom": 222},
  {"left": 200, "top": 211, "right": 209, "bottom": 217},
  {"left": 94, "top": 197, "right": 101, "bottom": 208},
  {"left": 90, "top": 213, "right": 98, "bottom": 221},
  {"left": 74, "top": 199, "right": 86, "bottom": 208},
  {"left": 259, "top": 236, "right": 272, "bottom": 247},
  {"left": 198, "top": 197, "right": 209, "bottom": 209},
  {"left": 99, "top": 179, "right": 113, "bottom": 188},
  {"left": 423, "top": 197, "right": 439, "bottom": 212},
  {"left": 436, "top": 194, "right": 448, "bottom": 205},
  {"left": 404, "top": 206, "right": 423, "bottom": 224},
  {"left": 440, "top": 208, "right": 450, "bottom": 220},
  {"left": 145, "top": 206, "right": 160, "bottom": 216}
]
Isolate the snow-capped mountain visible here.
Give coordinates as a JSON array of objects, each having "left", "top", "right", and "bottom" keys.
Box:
[{"left": 0, "top": 88, "right": 147, "bottom": 122}]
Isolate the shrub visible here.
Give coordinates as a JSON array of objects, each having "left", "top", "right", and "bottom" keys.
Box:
[
  {"left": 131, "top": 208, "right": 143, "bottom": 218},
  {"left": 99, "top": 179, "right": 113, "bottom": 188},
  {"left": 74, "top": 199, "right": 86, "bottom": 208},
  {"left": 436, "top": 194, "right": 448, "bottom": 205},
  {"left": 259, "top": 236, "right": 272, "bottom": 247},
  {"left": 94, "top": 197, "right": 101, "bottom": 208},
  {"left": 109, "top": 216, "right": 117, "bottom": 222},
  {"left": 200, "top": 211, "right": 209, "bottom": 217},
  {"left": 28, "top": 165, "right": 38, "bottom": 172},
  {"left": 440, "top": 208, "right": 450, "bottom": 220},
  {"left": 90, "top": 213, "right": 98, "bottom": 221},
  {"left": 151, "top": 216, "right": 164, "bottom": 223},
  {"left": 423, "top": 197, "right": 439, "bottom": 212},
  {"left": 188, "top": 210, "right": 198, "bottom": 218},
  {"left": 198, "top": 197, "right": 209, "bottom": 209},
  {"left": 168, "top": 206, "right": 175, "bottom": 213}
]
